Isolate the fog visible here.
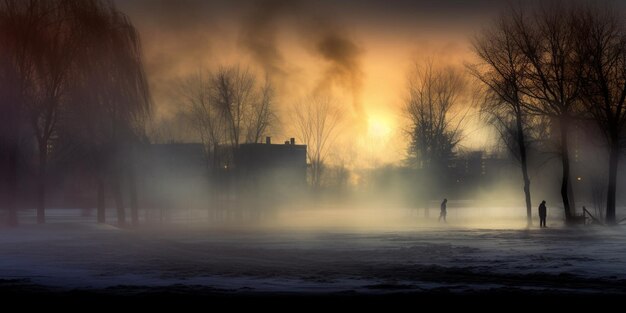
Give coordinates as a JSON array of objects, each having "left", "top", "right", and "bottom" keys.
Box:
[
  {"left": 3, "top": 0, "right": 626, "bottom": 302},
  {"left": 3, "top": 0, "right": 626, "bottom": 231}
]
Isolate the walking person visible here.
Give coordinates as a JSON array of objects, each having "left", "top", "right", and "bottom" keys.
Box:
[
  {"left": 538, "top": 200, "right": 547, "bottom": 228},
  {"left": 439, "top": 198, "right": 447, "bottom": 223}
]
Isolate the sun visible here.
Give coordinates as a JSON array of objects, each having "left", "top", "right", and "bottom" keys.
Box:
[{"left": 367, "top": 115, "right": 392, "bottom": 140}]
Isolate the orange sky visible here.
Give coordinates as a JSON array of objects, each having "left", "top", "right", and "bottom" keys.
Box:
[{"left": 116, "top": 0, "right": 508, "bottom": 166}]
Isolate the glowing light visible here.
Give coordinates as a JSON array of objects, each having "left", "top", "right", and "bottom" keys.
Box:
[{"left": 367, "top": 115, "right": 392, "bottom": 140}]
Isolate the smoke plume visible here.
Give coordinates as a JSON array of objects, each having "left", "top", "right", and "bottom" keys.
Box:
[
  {"left": 238, "top": 0, "right": 365, "bottom": 122},
  {"left": 314, "top": 32, "right": 364, "bottom": 119},
  {"left": 239, "top": 0, "right": 293, "bottom": 79}
]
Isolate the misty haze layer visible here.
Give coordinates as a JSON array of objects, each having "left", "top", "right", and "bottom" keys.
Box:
[{"left": 1, "top": 218, "right": 626, "bottom": 296}]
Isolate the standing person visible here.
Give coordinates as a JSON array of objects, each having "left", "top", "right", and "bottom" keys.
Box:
[
  {"left": 538, "top": 200, "right": 547, "bottom": 228},
  {"left": 439, "top": 198, "right": 448, "bottom": 223}
]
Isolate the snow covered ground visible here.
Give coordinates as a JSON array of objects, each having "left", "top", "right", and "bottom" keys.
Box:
[{"left": 1, "top": 207, "right": 625, "bottom": 297}]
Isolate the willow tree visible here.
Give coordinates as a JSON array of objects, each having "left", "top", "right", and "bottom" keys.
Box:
[
  {"left": 0, "top": 0, "right": 83, "bottom": 223},
  {"left": 64, "top": 0, "right": 151, "bottom": 226},
  {"left": 31, "top": 1, "right": 91, "bottom": 224},
  {"left": 0, "top": 0, "right": 150, "bottom": 226},
  {"left": 0, "top": 0, "right": 37, "bottom": 226}
]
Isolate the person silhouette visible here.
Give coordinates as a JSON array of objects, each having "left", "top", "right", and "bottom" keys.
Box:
[
  {"left": 538, "top": 200, "right": 547, "bottom": 228},
  {"left": 439, "top": 198, "right": 447, "bottom": 223}
]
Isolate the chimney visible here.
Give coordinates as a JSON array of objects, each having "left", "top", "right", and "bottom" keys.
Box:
[
  {"left": 266, "top": 136, "right": 271, "bottom": 144},
  {"left": 290, "top": 138, "right": 295, "bottom": 145},
  {"left": 284, "top": 141, "right": 290, "bottom": 145}
]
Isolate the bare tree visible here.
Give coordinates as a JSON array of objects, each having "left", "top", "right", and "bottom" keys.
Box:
[
  {"left": 404, "top": 61, "right": 466, "bottom": 217},
  {"left": 405, "top": 61, "right": 466, "bottom": 172},
  {"left": 245, "top": 77, "right": 275, "bottom": 144},
  {"left": 178, "top": 70, "right": 225, "bottom": 168},
  {"left": 511, "top": 4, "right": 582, "bottom": 222},
  {"left": 292, "top": 96, "right": 343, "bottom": 189},
  {"left": 574, "top": 6, "right": 626, "bottom": 225},
  {"left": 469, "top": 16, "right": 534, "bottom": 226},
  {"left": 180, "top": 66, "right": 276, "bottom": 171},
  {"left": 212, "top": 65, "right": 254, "bottom": 148}
]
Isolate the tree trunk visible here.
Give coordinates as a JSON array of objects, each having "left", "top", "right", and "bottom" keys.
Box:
[
  {"left": 6, "top": 142, "right": 18, "bottom": 226},
  {"left": 97, "top": 176, "right": 105, "bottom": 223},
  {"left": 568, "top": 173, "right": 577, "bottom": 216},
  {"left": 113, "top": 175, "right": 126, "bottom": 226},
  {"left": 129, "top": 169, "right": 139, "bottom": 227},
  {"left": 559, "top": 117, "right": 573, "bottom": 223},
  {"left": 36, "top": 146, "right": 47, "bottom": 224},
  {"left": 515, "top": 110, "right": 532, "bottom": 226},
  {"left": 606, "top": 139, "right": 619, "bottom": 225}
]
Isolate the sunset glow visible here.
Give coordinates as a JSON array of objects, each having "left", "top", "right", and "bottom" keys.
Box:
[
  {"left": 4, "top": 0, "right": 626, "bottom": 303},
  {"left": 367, "top": 114, "right": 392, "bottom": 140},
  {"left": 114, "top": 0, "right": 497, "bottom": 165}
]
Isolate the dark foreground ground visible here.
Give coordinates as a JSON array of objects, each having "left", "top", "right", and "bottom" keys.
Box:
[
  {"left": 0, "top": 282, "right": 623, "bottom": 309},
  {"left": 1, "top": 211, "right": 625, "bottom": 308}
]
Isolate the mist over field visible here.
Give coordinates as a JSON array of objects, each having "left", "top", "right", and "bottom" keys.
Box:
[{"left": 2, "top": 0, "right": 626, "bottom": 305}]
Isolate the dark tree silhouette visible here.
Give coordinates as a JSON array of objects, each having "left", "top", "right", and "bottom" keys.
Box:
[
  {"left": 29, "top": 1, "right": 88, "bottom": 224},
  {"left": 574, "top": 6, "right": 626, "bottom": 225},
  {"left": 245, "top": 77, "right": 275, "bottom": 145},
  {"left": 210, "top": 65, "right": 275, "bottom": 148},
  {"left": 212, "top": 66, "right": 249, "bottom": 148},
  {"left": 405, "top": 61, "right": 465, "bottom": 172},
  {"left": 77, "top": 1, "right": 151, "bottom": 226},
  {"left": 0, "top": 0, "right": 150, "bottom": 226},
  {"left": 404, "top": 61, "right": 466, "bottom": 216},
  {"left": 0, "top": 0, "right": 35, "bottom": 226},
  {"left": 0, "top": 0, "right": 71, "bottom": 224},
  {"left": 178, "top": 69, "right": 225, "bottom": 169},
  {"left": 511, "top": 4, "right": 582, "bottom": 222},
  {"left": 470, "top": 17, "right": 534, "bottom": 226},
  {"left": 179, "top": 66, "right": 275, "bottom": 170}
]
